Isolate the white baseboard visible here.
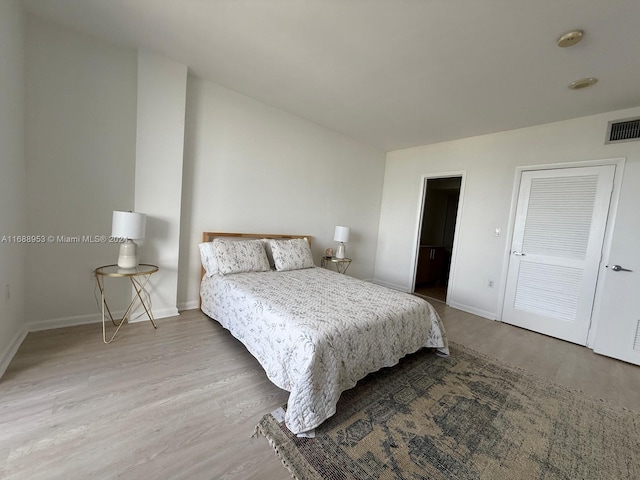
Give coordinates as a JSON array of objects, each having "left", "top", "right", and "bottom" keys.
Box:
[
  {"left": 370, "top": 279, "right": 409, "bottom": 292},
  {"left": 371, "top": 279, "right": 497, "bottom": 321},
  {"left": 0, "top": 326, "right": 28, "bottom": 379},
  {"left": 2, "top": 311, "right": 125, "bottom": 378},
  {"left": 177, "top": 300, "right": 199, "bottom": 311},
  {"left": 26, "top": 311, "right": 104, "bottom": 332},
  {"left": 128, "top": 307, "right": 179, "bottom": 322},
  {"left": 153, "top": 307, "right": 179, "bottom": 320},
  {"left": 447, "top": 301, "right": 497, "bottom": 321},
  {"left": 20, "top": 304, "right": 180, "bottom": 330},
  {"left": 1, "top": 305, "right": 181, "bottom": 380},
  {"left": 26, "top": 307, "right": 181, "bottom": 329}
]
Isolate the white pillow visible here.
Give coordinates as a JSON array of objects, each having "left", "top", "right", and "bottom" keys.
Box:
[
  {"left": 269, "top": 238, "right": 314, "bottom": 271},
  {"left": 213, "top": 238, "right": 271, "bottom": 275},
  {"left": 199, "top": 242, "right": 218, "bottom": 277}
]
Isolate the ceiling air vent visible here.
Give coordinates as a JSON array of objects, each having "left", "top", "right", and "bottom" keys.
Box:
[{"left": 606, "top": 117, "right": 640, "bottom": 144}]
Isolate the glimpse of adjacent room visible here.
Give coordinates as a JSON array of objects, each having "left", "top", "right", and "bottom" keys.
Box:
[{"left": 413, "top": 176, "right": 461, "bottom": 303}]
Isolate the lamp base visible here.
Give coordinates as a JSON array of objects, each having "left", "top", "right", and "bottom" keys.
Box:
[
  {"left": 117, "top": 240, "right": 139, "bottom": 269},
  {"left": 335, "top": 243, "right": 345, "bottom": 259}
]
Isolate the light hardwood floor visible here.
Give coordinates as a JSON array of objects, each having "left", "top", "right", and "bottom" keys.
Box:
[{"left": 1, "top": 304, "right": 638, "bottom": 479}]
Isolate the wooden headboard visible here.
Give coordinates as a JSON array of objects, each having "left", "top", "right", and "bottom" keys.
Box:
[{"left": 200, "top": 232, "right": 313, "bottom": 283}]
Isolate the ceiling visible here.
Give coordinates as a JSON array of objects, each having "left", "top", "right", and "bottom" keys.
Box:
[{"left": 21, "top": 0, "right": 640, "bottom": 152}]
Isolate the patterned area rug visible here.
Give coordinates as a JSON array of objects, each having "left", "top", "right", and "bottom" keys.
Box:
[{"left": 256, "top": 343, "right": 640, "bottom": 480}]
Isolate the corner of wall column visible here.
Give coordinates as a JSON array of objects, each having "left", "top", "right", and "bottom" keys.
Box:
[{"left": 133, "top": 51, "right": 187, "bottom": 320}]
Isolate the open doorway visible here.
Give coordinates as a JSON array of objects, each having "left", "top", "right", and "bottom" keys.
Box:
[{"left": 413, "top": 176, "right": 462, "bottom": 302}]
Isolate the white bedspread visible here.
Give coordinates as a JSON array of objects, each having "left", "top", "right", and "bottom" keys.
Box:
[{"left": 200, "top": 267, "right": 448, "bottom": 434}]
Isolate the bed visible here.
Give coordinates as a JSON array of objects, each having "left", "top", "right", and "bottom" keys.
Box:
[{"left": 199, "top": 232, "right": 448, "bottom": 434}]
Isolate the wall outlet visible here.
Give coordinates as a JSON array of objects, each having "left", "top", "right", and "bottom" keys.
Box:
[
  {"left": 5, "top": 283, "right": 10, "bottom": 301},
  {"left": 488, "top": 280, "right": 494, "bottom": 288}
]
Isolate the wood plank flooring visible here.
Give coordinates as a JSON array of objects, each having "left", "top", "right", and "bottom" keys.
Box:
[{"left": 1, "top": 305, "right": 638, "bottom": 479}]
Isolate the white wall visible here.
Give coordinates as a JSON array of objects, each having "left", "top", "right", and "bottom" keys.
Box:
[
  {"left": 178, "top": 76, "right": 387, "bottom": 309},
  {"left": 0, "top": 0, "right": 27, "bottom": 375},
  {"left": 25, "top": 15, "right": 138, "bottom": 328},
  {"left": 134, "top": 51, "right": 187, "bottom": 319},
  {"left": 20, "top": 15, "right": 386, "bottom": 329},
  {"left": 375, "top": 106, "right": 640, "bottom": 320}
]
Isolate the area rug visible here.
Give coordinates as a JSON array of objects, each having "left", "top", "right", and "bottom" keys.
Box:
[{"left": 256, "top": 343, "right": 640, "bottom": 480}]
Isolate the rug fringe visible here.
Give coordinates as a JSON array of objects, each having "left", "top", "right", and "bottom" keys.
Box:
[{"left": 255, "top": 421, "right": 300, "bottom": 480}]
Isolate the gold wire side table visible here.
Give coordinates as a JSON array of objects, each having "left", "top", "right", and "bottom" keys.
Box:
[
  {"left": 320, "top": 256, "right": 352, "bottom": 274},
  {"left": 94, "top": 264, "right": 159, "bottom": 344}
]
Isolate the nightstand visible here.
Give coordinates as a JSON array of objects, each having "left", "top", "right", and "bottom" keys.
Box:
[
  {"left": 94, "top": 263, "right": 158, "bottom": 343},
  {"left": 321, "top": 256, "right": 352, "bottom": 274}
]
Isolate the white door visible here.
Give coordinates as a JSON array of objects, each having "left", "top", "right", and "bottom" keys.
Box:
[
  {"left": 502, "top": 165, "right": 615, "bottom": 345},
  {"left": 593, "top": 165, "right": 640, "bottom": 365}
]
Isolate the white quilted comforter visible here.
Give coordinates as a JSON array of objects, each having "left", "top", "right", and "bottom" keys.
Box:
[{"left": 200, "top": 267, "right": 448, "bottom": 434}]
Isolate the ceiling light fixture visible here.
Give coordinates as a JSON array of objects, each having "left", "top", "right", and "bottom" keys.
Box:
[
  {"left": 568, "top": 77, "right": 598, "bottom": 90},
  {"left": 557, "top": 30, "right": 584, "bottom": 47}
]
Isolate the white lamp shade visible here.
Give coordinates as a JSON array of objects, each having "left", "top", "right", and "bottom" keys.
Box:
[
  {"left": 112, "top": 211, "right": 146, "bottom": 239},
  {"left": 333, "top": 226, "right": 350, "bottom": 243}
]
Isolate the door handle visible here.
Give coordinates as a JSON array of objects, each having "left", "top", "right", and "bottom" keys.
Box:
[
  {"left": 512, "top": 251, "right": 526, "bottom": 256},
  {"left": 608, "top": 265, "right": 632, "bottom": 272}
]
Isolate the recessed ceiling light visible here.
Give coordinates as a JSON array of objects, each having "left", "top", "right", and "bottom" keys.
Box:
[
  {"left": 557, "top": 30, "right": 584, "bottom": 47},
  {"left": 569, "top": 77, "right": 598, "bottom": 89}
]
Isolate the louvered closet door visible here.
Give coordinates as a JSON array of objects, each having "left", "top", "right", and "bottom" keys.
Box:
[{"left": 502, "top": 165, "right": 615, "bottom": 345}]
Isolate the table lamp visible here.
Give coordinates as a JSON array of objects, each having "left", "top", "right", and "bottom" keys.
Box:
[
  {"left": 112, "top": 211, "right": 146, "bottom": 269},
  {"left": 334, "top": 225, "right": 350, "bottom": 259}
]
